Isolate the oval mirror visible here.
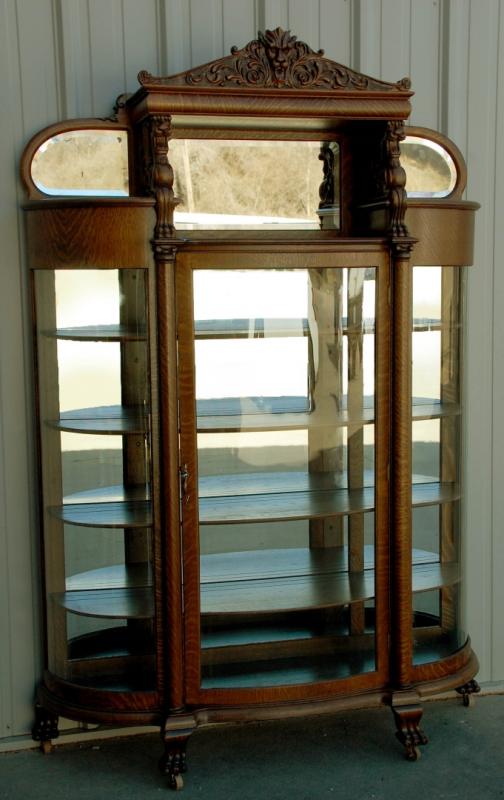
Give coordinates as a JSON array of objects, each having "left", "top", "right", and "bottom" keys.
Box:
[
  {"left": 31, "top": 129, "right": 129, "bottom": 196},
  {"left": 402, "top": 136, "right": 457, "bottom": 198}
]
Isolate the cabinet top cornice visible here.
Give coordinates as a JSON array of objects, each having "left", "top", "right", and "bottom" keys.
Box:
[{"left": 135, "top": 27, "right": 412, "bottom": 98}]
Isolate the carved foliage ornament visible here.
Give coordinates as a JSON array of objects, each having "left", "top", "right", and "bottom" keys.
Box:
[{"left": 138, "top": 28, "right": 411, "bottom": 92}]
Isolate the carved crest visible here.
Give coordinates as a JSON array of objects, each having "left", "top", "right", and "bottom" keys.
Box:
[{"left": 139, "top": 28, "right": 411, "bottom": 93}]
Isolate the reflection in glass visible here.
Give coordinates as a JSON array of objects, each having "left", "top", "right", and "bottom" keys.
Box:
[
  {"left": 34, "top": 268, "right": 154, "bottom": 689},
  {"left": 32, "top": 130, "right": 129, "bottom": 196},
  {"left": 402, "top": 136, "right": 457, "bottom": 198},
  {"left": 411, "top": 266, "right": 464, "bottom": 665},
  {"left": 170, "top": 139, "right": 339, "bottom": 229},
  {"left": 192, "top": 268, "right": 377, "bottom": 688}
]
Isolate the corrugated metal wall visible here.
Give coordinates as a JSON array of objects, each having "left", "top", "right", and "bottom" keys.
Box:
[{"left": 1, "top": 0, "right": 502, "bottom": 740}]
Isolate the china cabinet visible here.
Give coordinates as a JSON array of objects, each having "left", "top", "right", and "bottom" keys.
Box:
[{"left": 21, "top": 28, "right": 479, "bottom": 788}]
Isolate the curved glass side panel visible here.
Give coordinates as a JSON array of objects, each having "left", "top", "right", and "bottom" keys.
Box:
[
  {"left": 31, "top": 130, "right": 129, "bottom": 197},
  {"left": 192, "top": 267, "right": 376, "bottom": 688},
  {"left": 34, "top": 268, "right": 154, "bottom": 689},
  {"left": 403, "top": 136, "right": 457, "bottom": 198},
  {"left": 170, "top": 139, "right": 339, "bottom": 230},
  {"left": 411, "top": 266, "right": 465, "bottom": 665}
]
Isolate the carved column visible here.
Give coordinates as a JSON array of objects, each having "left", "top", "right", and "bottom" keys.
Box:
[
  {"left": 390, "top": 238, "right": 414, "bottom": 687},
  {"left": 143, "top": 115, "right": 190, "bottom": 750},
  {"left": 385, "top": 121, "right": 408, "bottom": 238}
]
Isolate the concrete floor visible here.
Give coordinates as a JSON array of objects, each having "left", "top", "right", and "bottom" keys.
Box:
[{"left": 1, "top": 694, "right": 504, "bottom": 799}]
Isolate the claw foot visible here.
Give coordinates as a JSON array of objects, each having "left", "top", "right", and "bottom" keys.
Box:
[
  {"left": 160, "top": 715, "right": 196, "bottom": 790},
  {"left": 456, "top": 679, "right": 481, "bottom": 707},
  {"left": 391, "top": 693, "right": 428, "bottom": 761},
  {"left": 32, "top": 703, "right": 59, "bottom": 752}
]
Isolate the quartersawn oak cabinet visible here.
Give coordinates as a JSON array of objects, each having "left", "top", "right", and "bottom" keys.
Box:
[{"left": 21, "top": 28, "right": 479, "bottom": 789}]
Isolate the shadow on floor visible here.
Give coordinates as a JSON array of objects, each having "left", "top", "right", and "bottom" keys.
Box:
[{"left": 1, "top": 694, "right": 504, "bottom": 799}]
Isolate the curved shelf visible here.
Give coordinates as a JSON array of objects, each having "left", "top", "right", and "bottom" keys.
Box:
[
  {"left": 198, "top": 471, "right": 459, "bottom": 525},
  {"left": 193, "top": 317, "right": 452, "bottom": 339},
  {"left": 48, "top": 405, "right": 149, "bottom": 434},
  {"left": 42, "top": 396, "right": 459, "bottom": 438},
  {"left": 51, "top": 485, "right": 151, "bottom": 528},
  {"left": 52, "top": 586, "right": 154, "bottom": 619},
  {"left": 56, "top": 548, "right": 457, "bottom": 622},
  {"left": 199, "top": 546, "right": 458, "bottom": 616},
  {"left": 197, "top": 395, "right": 459, "bottom": 432},
  {"left": 44, "top": 324, "right": 147, "bottom": 341},
  {"left": 66, "top": 562, "right": 152, "bottom": 591},
  {"left": 195, "top": 317, "right": 310, "bottom": 338}
]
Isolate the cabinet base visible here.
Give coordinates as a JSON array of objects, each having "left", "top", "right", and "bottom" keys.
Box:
[{"left": 32, "top": 643, "right": 478, "bottom": 787}]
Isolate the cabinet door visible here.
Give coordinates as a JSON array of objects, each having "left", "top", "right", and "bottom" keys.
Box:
[
  {"left": 33, "top": 268, "right": 156, "bottom": 693},
  {"left": 177, "top": 252, "right": 391, "bottom": 703}
]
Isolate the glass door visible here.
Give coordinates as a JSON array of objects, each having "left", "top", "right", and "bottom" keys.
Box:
[
  {"left": 411, "top": 265, "right": 465, "bottom": 665},
  {"left": 177, "top": 255, "right": 389, "bottom": 700}
]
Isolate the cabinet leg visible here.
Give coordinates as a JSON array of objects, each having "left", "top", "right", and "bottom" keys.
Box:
[
  {"left": 32, "top": 703, "right": 59, "bottom": 753},
  {"left": 159, "top": 716, "right": 196, "bottom": 790},
  {"left": 391, "top": 692, "right": 428, "bottom": 761},
  {"left": 456, "top": 679, "right": 481, "bottom": 707}
]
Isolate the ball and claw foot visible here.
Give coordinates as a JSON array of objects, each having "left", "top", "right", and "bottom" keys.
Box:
[
  {"left": 32, "top": 704, "right": 59, "bottom": 754},
  {"left": 392, "top": 703, "right": 428, "bottom": 762},
  {"left": 456, "top": 679, "right": 481, "bottom": 708},
  {"left": 159, "top": 741, "right": 188, "bottom": 791}
]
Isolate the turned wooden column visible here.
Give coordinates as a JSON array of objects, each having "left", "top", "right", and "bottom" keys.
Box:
[{"left": 391, "top": 240, "right": 414, "bottom": 687}]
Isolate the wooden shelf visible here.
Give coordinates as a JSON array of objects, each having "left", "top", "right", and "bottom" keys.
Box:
[
  {"left": 197, "top": 395, "right": 459, "bottom": 432},
  {"left": 55, "top": 547, "right": 457, "bottom": 622},
  {"left": 51, "top": 484, "right": 152, "bottom": 528},
  {"left": 53, "top": 587, "right": 154, "bottom": 619},
  {"left": 45, "top": 324, "right": 147, "bottom": 342},
  {"left": 200, "top": 546, "right": 458, "bottom": 616},
  {"left": 49, "top": 405, "right": 149, "bottom": 435},
  {"left": 66, "top": 562, "right": 152, "bottom": 591},
  {"left": 40, "top": 396, "right": 458, "bottom": 438},
  {"left": 48, "top": 471, "right": 458, "bottom": 529},
  {"left": 194, "top": 318, "right": 310, "bottom": 338},
  {"left": 198, "top": 472, "right": 459, "bottom": 525},
  {"left": 193, "top": 317, "right": 452, "bottom": 340}
]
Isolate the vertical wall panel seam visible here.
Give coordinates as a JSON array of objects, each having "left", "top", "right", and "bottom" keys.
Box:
[
  {"left": 188, "top": 0, "right": 193, "bottom": 66},
  {"left": 255, "top": 0, "right": 265, "bottom": 32},
  {"left": 120, "top": 0, "right": 128, "bottom": 95},
  {"left": 439, "top": 0, "right": 449, "bottom": 134},
  {"left": 0, "top": 373, "right": 13, "bottom": 734},
  {"left": 465, "top": 0, "right": 498, "bottom": 680},
  {"left": 490, "top": 0, "right": 502, "bottom": 681},
  {"left": 156, "top": 0, "right": 169, "bottom": 75},
  {"left": 156, "top": 0, "right": 165, "bottom": 75},
  {"left": 85, "top": 0, "right": 94, "bottom": 115},
  {"left": 408, "top": 0, "right": 412, "bottom": 85},
  {"left": 51, "top": 0, "right": 64, "bottom": 118},
  {"left": 352, "top": 0, "right": 360, "bottom": 71},
  {"left": 12, "top": 0, "right": 25, "bottom": 134}
]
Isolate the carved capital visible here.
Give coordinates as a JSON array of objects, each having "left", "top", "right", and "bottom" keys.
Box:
[
  {"left": 391, "top": 237, "right": 416, "bottom": 259},
  {"left": 151, "top": 239, "right": 178, "bottom": 261}
]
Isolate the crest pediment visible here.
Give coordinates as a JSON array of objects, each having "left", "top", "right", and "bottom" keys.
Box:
[{"left": 138, "top": 27, "right": 411, "bottom": 93}]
